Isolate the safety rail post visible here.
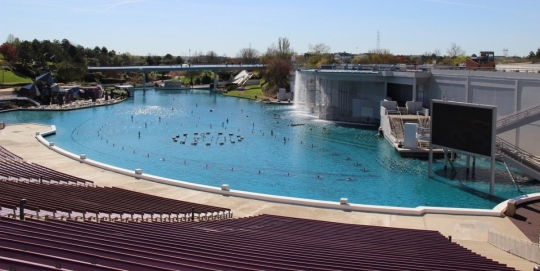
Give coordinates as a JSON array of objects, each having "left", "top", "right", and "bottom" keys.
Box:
[{"left": 19, "top": 199, "right": 27, "bottom": 220}]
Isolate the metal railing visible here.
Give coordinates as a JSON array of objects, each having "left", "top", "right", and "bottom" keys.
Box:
[
  {"left": 496, "top": 137, "right": 540, "bottom": 169},
  {"left": 497, "top": 103, "right": 540, "bottom": 129},
  {"left": 385, "top": 108, "right": 404, "bottom": 142},
  {"left": 488, "top": 230, "right": 540, "bottom": 264}
]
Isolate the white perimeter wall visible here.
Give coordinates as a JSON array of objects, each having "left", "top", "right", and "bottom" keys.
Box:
[{"left": 428, "top": 69, "right": 540, "bottom": 156}]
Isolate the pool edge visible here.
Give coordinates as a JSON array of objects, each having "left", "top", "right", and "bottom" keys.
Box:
[{"left": 36, "top": 124, "right": 529, "bottom": 217}]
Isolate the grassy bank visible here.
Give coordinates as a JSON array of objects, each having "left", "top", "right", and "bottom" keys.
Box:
[
  {"left": 1, "top": 70, "right": 33, "bottom": 85},
  {"left": 224, "top": 85, "right": 263, "bottom": 100}
]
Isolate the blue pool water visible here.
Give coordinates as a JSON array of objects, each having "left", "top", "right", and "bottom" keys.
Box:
[{"left": 1, "top": 89, "right": 537, "bottom": 209}]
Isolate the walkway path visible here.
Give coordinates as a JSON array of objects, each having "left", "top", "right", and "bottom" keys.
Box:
[{"left": 0, "top": 123, "right": 536, "bottom": 270}]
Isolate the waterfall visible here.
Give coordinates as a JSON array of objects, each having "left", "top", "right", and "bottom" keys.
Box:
[
  {"left": 293, "top": 71, "right": 308, "bottom": 110},
  {"left": 293, "top": 70, "right": 385, "bottom": 123}
]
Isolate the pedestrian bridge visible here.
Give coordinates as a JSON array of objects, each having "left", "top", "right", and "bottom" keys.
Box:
[
  {"left": 87, "top": 64, "right": 265, "bottom": 73},
  {"left": 87, "top": 64, "right": 266, "bottom": 90}
]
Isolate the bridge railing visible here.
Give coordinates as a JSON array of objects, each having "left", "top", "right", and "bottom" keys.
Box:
[{"left": 0, "top": 95, "right": 18, "bottom": 100}]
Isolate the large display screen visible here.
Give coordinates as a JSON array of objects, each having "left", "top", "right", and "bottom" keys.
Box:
[{"left": 431, "top": 101, "right": 495, "bottom": 157}]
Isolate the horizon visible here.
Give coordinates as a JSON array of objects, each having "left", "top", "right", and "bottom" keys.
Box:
[{"left": 1, "top": 0, "right": 538, "bottom": 58}]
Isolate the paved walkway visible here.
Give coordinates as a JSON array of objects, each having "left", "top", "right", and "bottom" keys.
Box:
[
  {"left": 0, "top": 123, "right": 536, "bottom": 270},
  {"left": 509, "top": 200, "right": 540, "bottom": 243}
]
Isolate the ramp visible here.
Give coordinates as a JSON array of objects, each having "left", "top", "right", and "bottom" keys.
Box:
[
  {"left": 496, "top": 104, "right": 540, "bottom": 134},
  {"left": 496, "top": 137, "right": 540, "bottom": 181}
]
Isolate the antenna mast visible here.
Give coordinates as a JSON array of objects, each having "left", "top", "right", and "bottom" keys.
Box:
[{"left": 377, "top": 31, "right": 380, "bottom": 51}]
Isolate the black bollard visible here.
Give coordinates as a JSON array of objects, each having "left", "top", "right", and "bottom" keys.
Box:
[
  {"left": 19, "top": 199, "right": 27, "bottom": 220},
  {"left": 191, "top": 207, "right": 195, "bottom": 222},
  {"left": 448, "top": 235, "right": 452, "bottom": 242},
  {"left": 39, "top": 176, "right": 43, "bottom": 184}
]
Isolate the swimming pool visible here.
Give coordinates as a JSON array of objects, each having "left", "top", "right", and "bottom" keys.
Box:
[{"left": 1, "top": 89, "right": 537, "bottom": 209}]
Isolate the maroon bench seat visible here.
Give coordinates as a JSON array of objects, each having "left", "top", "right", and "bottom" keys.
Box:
[{"left": 0, "top": 215, "right": 516, "bottom": 271}]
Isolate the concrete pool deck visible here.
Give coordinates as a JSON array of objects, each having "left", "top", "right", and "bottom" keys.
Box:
[{"left": 0, "top": 123, "right": 536, "bottom": 270}]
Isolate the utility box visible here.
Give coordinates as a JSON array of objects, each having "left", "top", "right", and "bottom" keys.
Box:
[{"left": 277, "top": 88, "right": 286, "bottom": 101}]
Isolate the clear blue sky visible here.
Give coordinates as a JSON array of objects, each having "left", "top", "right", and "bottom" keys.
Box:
[{"left": 1, "top": 0, "right": 537, "bottom": 58}]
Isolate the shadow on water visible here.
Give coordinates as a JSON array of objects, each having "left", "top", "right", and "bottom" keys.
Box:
[{"left": 433, "top": 167, "right": 509, "bottom": 204}]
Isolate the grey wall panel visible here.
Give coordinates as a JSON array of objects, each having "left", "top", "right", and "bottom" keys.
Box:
[{"left": 470, "top": 86, "right": 514, "bottom": 117}]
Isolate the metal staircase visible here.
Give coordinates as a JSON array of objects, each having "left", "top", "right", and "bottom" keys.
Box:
[
  {"left": 496, "top": 104, "right": 540, "bottom": 134},
  {"left": 495, "top": 137, "right": 540, "bottom": 181}
]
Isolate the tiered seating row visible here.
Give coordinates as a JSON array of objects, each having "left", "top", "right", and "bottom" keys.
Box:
[
  {"left": 0, "top": 160, "right": 94, "bottom": 186},
  {"left": 0, "top": 180, "right": 231, "bottom": 222},
  {"left": 0, "top": 145, "right": 23, "bottom": 161},
  {"left": 0, "top": 215, "right": 514, "bottom": 271}
]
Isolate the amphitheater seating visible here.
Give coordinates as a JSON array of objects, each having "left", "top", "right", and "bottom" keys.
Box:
[
  {"left": 0, "top": 145, "right": 23, "bottom": 161},
  {"left": 0, "top": 160, "right": 94, "bottom": 186},
  {"left": 0, "top": 215, "right": 514, "bottom": 271},
  {"left": 0, "top": 180, "right": 231, "bottom": 222}
]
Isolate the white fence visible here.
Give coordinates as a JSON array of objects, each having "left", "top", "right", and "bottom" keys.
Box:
[{"left": 488, "top": 230, "right": 540, "bottom": 264}]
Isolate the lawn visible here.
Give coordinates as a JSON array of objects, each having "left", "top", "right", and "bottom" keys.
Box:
[
  {"left": 225, "top": 85, "right": 263, "bottom": 100},
  {"left": 1, "top": 70, "right": 32, "bottom": 85}
]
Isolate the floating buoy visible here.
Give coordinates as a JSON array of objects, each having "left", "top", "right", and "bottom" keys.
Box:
[
  {"left": 183, "top": 133, "right": 188, "bottom": 136},
  {"left": 218, "top": 132, "right": 223, "bottom": 135},
  {"left": 206, "top": 132, "right": 210, "bottom": 135},
  {"left": 180, "top": 141, "right": 185, "bottom": 144},
  {"left": 219, "top": 142, "right": 224, "bottom": 145},
  {"left": 206, "top": 142, "right": 211, "bottom": 146},
  {"left": 229, "top": 133, "right": 233, "bottom": 136},
  {"left": 231, "top": 140, "right": 236, "bottom": 144},
  {"left": 191, "top": 142, "right": 197, "bottom": 145},
  {"left": 176, "top": 135, "right": 180, "bottom": 138},
  {"left": 194, "top": 132, "right": 198, "bottom": 135}
]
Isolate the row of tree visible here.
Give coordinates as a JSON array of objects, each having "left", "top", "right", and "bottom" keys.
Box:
[
  {"left": 0, "top": 34, "right": 296, "bottom": 96},
  {"left": 528, "top": 48, "right": 540, "bottom": 61}
]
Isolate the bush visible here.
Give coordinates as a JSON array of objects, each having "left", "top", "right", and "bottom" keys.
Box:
[
  {"left": 14, "top": 65, "right": 36, "bottom": 78},
  {"left": 226, "top": 84, "right": 238, "bottom": 91}
]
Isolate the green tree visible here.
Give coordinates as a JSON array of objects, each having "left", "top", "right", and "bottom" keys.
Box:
[
  {"left": 121, "top": 52, "right": 133, "bottom": 65},
  {"left": 16, "top": 41, "right": 33, "bottom": 66},
  {"left": 261, "top": 37, "right": 294, "bottom": 96},
  {"left": 306, "top": 43, "right": 333, "bottom": 67},
  {"left": 56, "top": 61, "right": 86, "bottom": 83},
  {"left": 163, "top": 53, "right": 174, "bottom": 64},
  {"left": 352, "top": 49, "right": 397, "bottom": 64},
  {"left": 174, "top": 56, "right": 184, "bottom": 64}
]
